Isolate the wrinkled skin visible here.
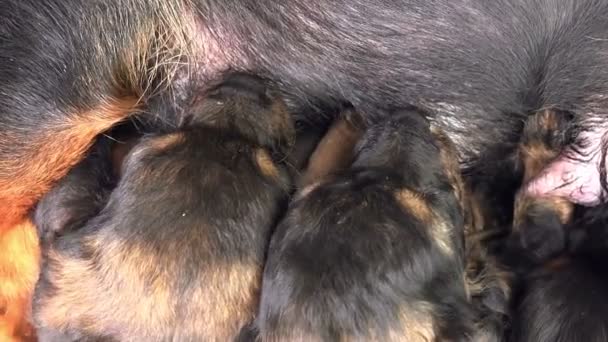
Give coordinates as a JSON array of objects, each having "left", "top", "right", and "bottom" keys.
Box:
[{"left": 526, "top": 124, "right": 608, "bottom": 206}]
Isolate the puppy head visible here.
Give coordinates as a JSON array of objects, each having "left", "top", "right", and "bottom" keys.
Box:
[
  {"left": 351, "top": 108, "right": 470, "bottom": 223},
  {"left": 352, "top": 108, "right": 453, "bottom": 187},
  {"left": 192, "top": 72, "right": 295, "bottom": 156}
]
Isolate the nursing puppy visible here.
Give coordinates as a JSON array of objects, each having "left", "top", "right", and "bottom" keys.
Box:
[
  {"left": 257, "top": 108, "right": 478, "bottom": 341},
  {"left": 508, "top": 203, "right": 608, "bottom": 342},
  {"left": 510, "top": 109, "right": 575, "bottom": 262},
  {"left": 32, "top": 73, "right": 293, "bottom": 341}
]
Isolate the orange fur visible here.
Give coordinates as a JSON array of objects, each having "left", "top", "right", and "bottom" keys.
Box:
[
  {"left": 0, "top": 219, "right": 39, "bottom": 342},
  {"left": 0, "top": 97, "right": 138, "bottom": 342},
  {"left": 0, "top": 97, "right": 139, "bottom": 232}
]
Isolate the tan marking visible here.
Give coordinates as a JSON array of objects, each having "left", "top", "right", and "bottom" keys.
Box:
[
  {"left": 514, "top": 108, "right": 574, "bottom": 233},
  {"left": 395, "top": 189, "right": 454, "bottom": 257},
  {"left": 148, "top": 132, "right": 185, "bottom": 152},
  {"left": 119, "top": 4, "right": 199, "bottom": 98},
  {"left": 536, "top": 109, "right": 559, "bottom": 131},
  {"left": 255, "top": 149, "right": 280, "bottom": 180},
  {"left": 300, "top": 113, "right": 363, "bottom": 187},
  {"left": 268, "top": 96, "right": 296, "bottom": 150},
  {"left": 548, "top": 197, "right": 575, "bottom": 224},
  {"left": 37, "top": 235, "right": 260, "bottom": 340},
  {"left": 519, "top": 109, "right": 563, "bottom": 183},
  {"left": 295, "top": 181, "right": 323, "bottom": 201},
  {"left": 395, "top": 190, "right": 433, "bottom": 223},
  {"left": 520, "top": 144, "right": 559, "bottom": 183},
  {"left": 430, "top": 124, "right": 485, "bottom": 242},
  {"left": 385, "top": 304, "right": 436, "bottom": 342},
  {"left": 513, "top": 195, "right": 574, "bottom": 231}
]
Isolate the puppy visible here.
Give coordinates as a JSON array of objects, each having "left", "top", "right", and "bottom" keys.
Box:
[
  {"left": 509, "top": 204, "right": 608, "bottom": 342},
  {"left": 32, "top": 73, "right": 293, "bottom": 341},
  {"left": 510, "top": 109, "right": 575, "bottom": 262},
  {"left": 257, "top": 108, "right": 475, "bottom": 341},
  {"left": 504, "top": 109, "right": 601, "bottom": 341}
]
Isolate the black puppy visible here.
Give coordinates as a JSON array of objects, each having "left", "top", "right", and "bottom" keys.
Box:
[
  {"left": 509, "top": 203, "right": 608, "bottom": 342},
  {"left": 32, "top": 73, "right": 293, "bottom": 341},
  {"left": 256, "top": 109, "right": 475, "bottom": 341}
]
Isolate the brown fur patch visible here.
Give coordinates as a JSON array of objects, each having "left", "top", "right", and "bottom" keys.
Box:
[
  {"left": 513, "top": 196, "right": 574, "bottom": 231},
  {"left": 394, "top": 189, "right": 455, "bottom": 257},
  {"left": 300, "top": 114, "right": 363, "bottom": 187},
  {"left": 0, "top": 97, "right": 139, "bottom": 232},
  {"left": 520, "top": 144, "right": 559, "bottom": 184},
  {"left": 395, "top": 189, "right": 433, "bottom": 224},
  {"left": 147, "top": 132, "right": 185, "bottom": 152},
  {"left": 255, "top": 149, "right": 280, "bottom": 180},
  {"left": 37, "top": 237, "right": 260, "bottom": 340},
  {"left": 0, "top": 220, "right": 39, "bottom": 342},
  {"left": 267, "top": 96, "right": 296, "bottom": 149},
  {"left": 519, "top": 109, "right": 563, "bottom": 183}
]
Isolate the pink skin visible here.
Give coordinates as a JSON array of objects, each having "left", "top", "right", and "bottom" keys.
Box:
[{"left": 525, "top": 123, "right": 607, "bottom": 206}]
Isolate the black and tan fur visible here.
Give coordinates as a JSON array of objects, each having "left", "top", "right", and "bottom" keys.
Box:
[
  {"left": 32, "top": 73, "right": 293, "bottom": 341},
  {"left": 5, "top": 1, "right": 608, "bottom": 337},
  {"left": 257, "top": 108, "right": 478, "bottom": 341}
]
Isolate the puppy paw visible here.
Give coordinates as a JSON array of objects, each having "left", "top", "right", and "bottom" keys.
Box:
[{"left": 513, "top": 197, "right": 572, "bottom": 262}]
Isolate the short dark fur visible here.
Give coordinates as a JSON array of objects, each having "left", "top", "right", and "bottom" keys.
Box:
[
  {"left": 257, "top": 109, "right": 474, "bottom": 341},
  {"left": 32, "top": 73, "right": 293, "bottom": 341},
  {"left": 4, "top": 0, "right": 608, "bottom": 226},
  {"left": 509, "top": 203, "right": 608, "bottom": 342}
]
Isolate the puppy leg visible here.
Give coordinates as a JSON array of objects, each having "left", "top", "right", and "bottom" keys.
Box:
[
  {"left": 299, "top": 111, "right": 363, "bottom": 187},
  {"left": 513, "top": 109, "right": 574, "bottom": 261}
]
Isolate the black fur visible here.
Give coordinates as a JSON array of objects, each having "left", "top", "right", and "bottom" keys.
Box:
[
  {"left": 4, "top": 1, "right": 608, "bottom": 210},
  {"left": 509, "top": 203, "right": 608, "bottom": 342}
]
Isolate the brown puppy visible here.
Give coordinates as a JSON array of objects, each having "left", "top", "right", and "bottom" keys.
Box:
[{"left": 32, "top": 73, "right": 293, "bottom": 341}]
